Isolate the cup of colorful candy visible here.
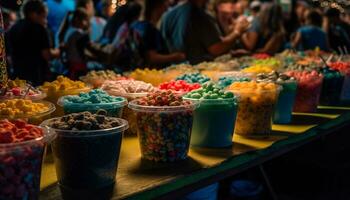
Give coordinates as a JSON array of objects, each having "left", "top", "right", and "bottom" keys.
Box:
[
  {"left": 175, "top": 73, "right": 211, "bottom": 84},
  {"left": 328, "top": 62, "right": 350, "bottom": 103},
  {"left": 40, "top": 76, "right": 91, "bottom": 117},
  {"left": 102, "top": 80, "right": 156, "bottom": 135},
  {"left": 79, "top": 70, "right": 129, "bottom": 88},
  {"left": 128, "top": 68, "right": 166, "bottom": 86},
  {"left": 229, "top": 82, "right": 280, "bottom": 137},
  {"left": 58, "top": 89, "right": 127, "bottom": 117},
  {"left": 41, "top": 111, "right": 128, "bottom": 197},
  {"left": 0, "top": 99, "right": 55, "bottom": 125},
  {"left": 242, "top": 65, "right": 275, "bottom": 74},
  {"left": 0, "top": 79, "right": 46, "bottom": 101},
  {"left": 285, "top": 71, "right": 323, "bottom": 113},
  {"left": 256, "top": 71, "right": 297, "bottom": 124},
  {"left": 0, "top": 119, "right": 55, "bottom": 200},
  {"left": 184, "top": 82, "right": 238, "bottom": 148},
  {"left": 158, "top": 80, "right": 201, "bottom": 96},
  {"left": 128, "top": 90, "right": 196, "bottom": 162},
  {"left": 319, "top": 67, "right": 344, "bottom": 105}
]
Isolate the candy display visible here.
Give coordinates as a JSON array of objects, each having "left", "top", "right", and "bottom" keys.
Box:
[
  {"left": 256, "top": 71, "right": 297, "bottom": 124},
  {"left": 285, "top": 71, "right": 323, "bottom": 113},
  {"left": 80, "top": 70, "right": 129, "bottom": 88},
  {"left": 101, "top": 80, "right": 156, "bottom": 135},
  {"left": 184, "top": 82, "right": 237, "bottom": 147},
  {"left": 329, "top": 62, "right": 350, "bottom": 102},
  {"left": 252, "top": 53, "right": 271, "bottom": 60},
  {"left": 217, "top": 76, "right": 251, "bottom": 89},
  {"left": 229, "top": 82, "right": 280, "bottom": 137},
  {"left": 252, "top": 57, "right": 281, "bottom": 69},
  {"left": 0, "top": 120, "right": 55, "bottom": 200},
  {"left": 0, "top": 99, "right": 55, "bottom": 125},
  {"left": 158, "top": 80, "right": 201, "bottom": 95},
  {"left": 319, "top": 67, "right": 344, "bottom": 105},
  {"left": 242, "top": 65, "right": 275, "bottom": 74},
  {"left": 0, "top": 79, "right": 46, "bottom": 100},
  {"left": 175, "top": 73, "right": 211, "bottom": 84},
  {"left": 58, "top": 89, "right": 127, "bottom": 117},
  {"left": 41, "top": 111, "right": 128, "bottom": 196},
  {"left": 40, "top": 76, "right": 91, "bottom": 116},
  {"left": 129, "top": 90, "right": 195, "bottom": 162},
  {"left": 128, "top": 68, "right": 167, "bottom": 86}
]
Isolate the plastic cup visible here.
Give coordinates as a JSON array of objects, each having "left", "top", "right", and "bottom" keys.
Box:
[
  {"left": 231, "top": 87, "right": 280, "bottom": 137},
  {"left": 40, "top": 117, "right": 128, "bottom": 198},
  {"left": 273, "top": 80, "right": 297, "bottom": 124},
  {"left": 128, "top": 100, "right": 196, "bottom": 162},
  {"left": 58, "top": 96, "right": 127, "bottom": 117},
  {"left": 41, "top": 87, "right": 91, "bottom": 117},
  {"left": 0, "top": 89, "right": 46, "bottom": 101},
  {"left": 0, "top": 100, "right": 56, "bottom": 125},
  {"left": 320, "top": 74, "right": 344, "bottom": 105},
  {"left": 0, "top": 126, "right": 55, "bottom": 200},
  {"left": 293, "top": 76, "right": 323, "bottom": 113},
  {"left": 340, "top": 74, "right": 350, "bottom": 103},
  {"left": 185, "top": 183, "right": 219, "bottom": 200},
  {"left": 184, "top": 98, "right": 237, "bottom": 148}
]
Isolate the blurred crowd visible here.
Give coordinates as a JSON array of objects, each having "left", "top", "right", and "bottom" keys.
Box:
[{"left": 2, "top": 0, "right": 350, "bottom": 85}]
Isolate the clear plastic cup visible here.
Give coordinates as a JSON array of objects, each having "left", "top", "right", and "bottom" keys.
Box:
[
  {"left": 57, "top": 96, "right": 127, "bottom": 117},
  {"left": 40, "top": 118, "right": 128, "bottom": 197},
  {"left": 41, "top": 87, "right": 91, "bottom": 117},
  {"left": 0, "top": 88, "right": 46, "bottom": 101},
  {"left": 273, "top": 80, "right": 297, "bottom": 124},
  {"left": 231, "top": 87, "right": 280, "bottom": 137},
  {"left": 0, "top": 125, "right": 56, "bottom": 200},
  {"left": 128, "top": 100, "right": 196, "bottom": 162},
  {"left": 320, "top": 74, "right": 344, "bottom": 105},
  {"left": 0, "top": 100, "right": 56, "bottom": 125},
  {"left": 184, "top": 98, "right": 238, "bottom": 148},
  {"left": 293, "top": 76, "right": 323, "bottom": 113}
]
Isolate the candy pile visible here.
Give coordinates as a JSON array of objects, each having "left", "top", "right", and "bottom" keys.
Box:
[
  {"left": 130, "top": 90, "right": 194, "bottom": 162},
  {"left": 101, "top": 80, "right": 155, "bottom": 97},
  {"left": 252, "top": 53, "right": 271, "bottom": 60},
  {"left": 0, "top": 79, "right": 44, "bottom": 100},
  {"left": 184, "top": 82, "right": 234, "bottom": 100},
  {"left": 217, "top": 76, "right": 251, "bottom": 88},
  {"left": 175, "top": 73, "right": 211, "bottom": 84},
  {"left": 328, "top": 62, "right": 350, "bottom": 75},
  {"left": 40, "top": 76, "right": 88, "bottom": 95},
  {"left": 159, "top": 80, "right": 201, "bottom": 94},
  {"left": 0, "top": 120, "right": 46, "bottom": 200},
  {"left": 256, "top": 71, "right": 295, "bottom": 84},
  {"left": 242, "top": 65, "right": 275, "bottom": 74},
  {"left": 229, "top": 82, "right": 279, "bottom": 136},
  {"left": 285, "top": 70, "right": 323, "bottom": 112},
  {"left": 0, "top": 99, "right": 50, "bottom": 118},
  {"left": 80, "top": 70, "right": 129, "bottom": 88},
  {"left": 128, "top": 68, "right": 166, "bottom": 86},
  {"left": 47, "top": 111, "right": 122, "bottom": 130},
  {"left": 62, "top": 89, "right": 124, "bottom": 104}
]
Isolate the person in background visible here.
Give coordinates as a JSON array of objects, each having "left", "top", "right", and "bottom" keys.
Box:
[
  {"left": 247, "top": 0, "right": 261, "bottom": 22},
  {"left": 323, "top": 8, "right": 350, "bottom": 53},
  {"left": 295, "top": 0, "right": 310, "bottom": 26},
  {"left": 7, "top": 0, "right": 60, "bottom": 86},
  {"left": 60, "top": 8, "right": 92, "bottom": 79},
  {"left": 2, "top": 9, "right": 17, "bottom": 31},
  {"left": 130, "top": 0, "right": 186, "bottom": 68},
  {"left": 241, "top": 3, "right": 285, "bottom": 54},
  {"left": 161, "top": 0, "right": 249, "bottom": 64},
  {"left": 46, "top": 0, "right": 75, "bottom": 36},
  {"left": 291, "top": 10, "right": 328, "bottom": 51},
  {"left": 214, "top": 0, "right": 235, "bottom": 35},
  {"left": 76, "top": 0, "right": 106, "bottom": 42}
]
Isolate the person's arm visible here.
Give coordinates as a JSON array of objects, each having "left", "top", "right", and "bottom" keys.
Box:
[
  {"left": 41, "top": 48, "right": 60, "bottom": 61},
  {"left": 257, "top": 33, "right": 285, "bottom": 54},
  {"left": 241, "top": 31, "right": 258, "bottom": 51},
  {"left": 207, "top": 17, "right": 250, "bottom": 57},
  {"left": 145, "top": 50, "right": 185, "bottom": 66},
  {"left": 291, "top": 31, "right": 302, "bottom": 49}
]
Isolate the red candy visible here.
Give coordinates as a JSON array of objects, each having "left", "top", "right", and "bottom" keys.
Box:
[
  {"left": 159, "top": 80, "right": 201, "bottom": 93},
  {"left": 252, "top": 53, "right": 271, "bottom": 59},
  {"left": 329, "top": 62, "right": 350, "bottom": 76},
  {"left": 0, "top": 120, "right": 43, "bottom": 144}
]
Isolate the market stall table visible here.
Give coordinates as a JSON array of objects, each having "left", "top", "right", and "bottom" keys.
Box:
[{"left": 39, "top": 106, "right": 350, "bottom": 200}]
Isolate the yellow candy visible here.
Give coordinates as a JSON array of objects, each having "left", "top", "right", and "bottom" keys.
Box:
[
  {"left": 0, "top": 99, "right": 49, "bottom": 117},
  {"left": 242, "top": 65, "right": 275, "bottom": 74}
]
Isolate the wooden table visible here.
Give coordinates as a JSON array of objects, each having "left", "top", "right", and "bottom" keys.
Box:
[{"left": 40, "top": 106, "right": 350, "bottom": 200}]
